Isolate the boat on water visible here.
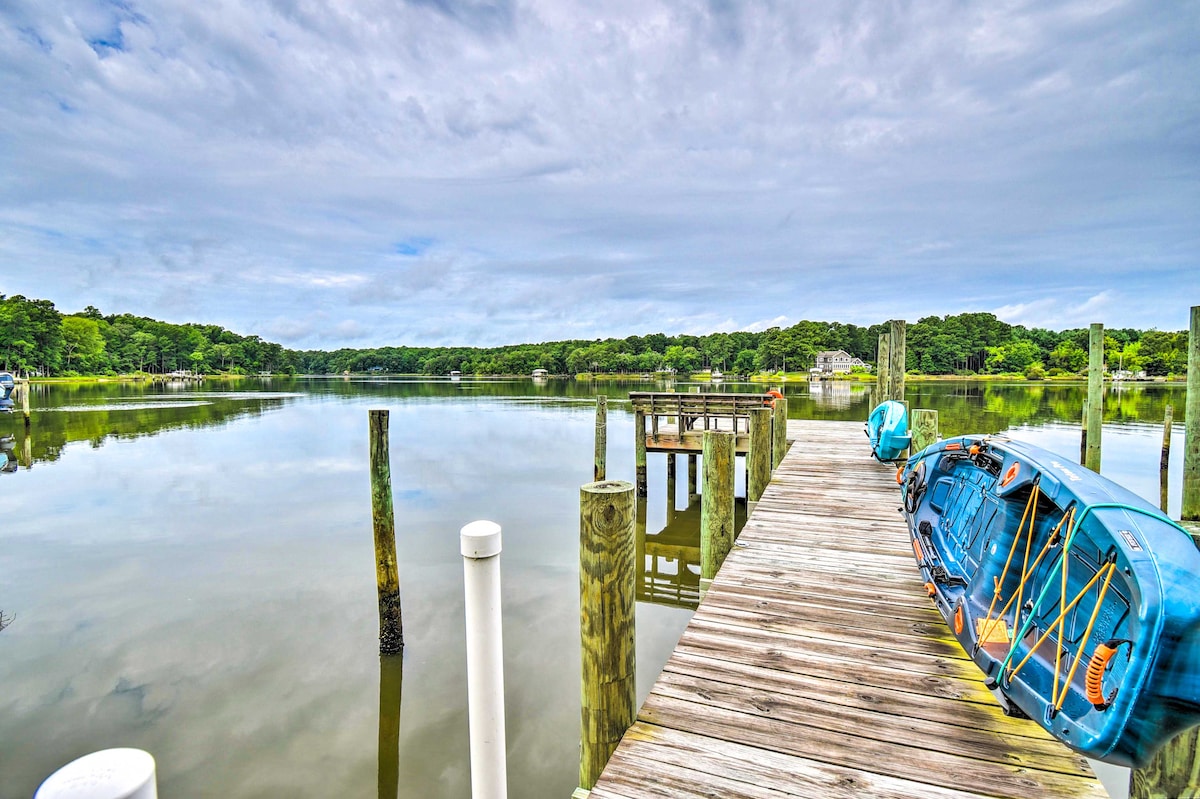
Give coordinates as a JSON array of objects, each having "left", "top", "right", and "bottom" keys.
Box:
[
  {"left": 865, "top": 400, "right": 910, "bottom": 462},
  {"left": 0, "top": 372, "right": 14, "bottom": 412},
  {"left": 900, "top": 434, "right": 1200, "bottom": 766}
]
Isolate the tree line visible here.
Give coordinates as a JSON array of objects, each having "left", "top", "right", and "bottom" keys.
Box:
[{"left": 0, "top": 293, "right": 1190, "bottom": 378}]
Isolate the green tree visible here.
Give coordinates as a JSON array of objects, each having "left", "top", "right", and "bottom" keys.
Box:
[{"left": 61, "top": 316, "right": 107, "bottom": 373}]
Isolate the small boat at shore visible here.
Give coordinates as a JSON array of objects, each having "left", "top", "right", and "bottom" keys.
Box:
[
  {"left": 900, "top": 435, "right": 1200, "bottom": 766},
  {"left": 865, "top": 400, "right": 910, "bottom": 462}
]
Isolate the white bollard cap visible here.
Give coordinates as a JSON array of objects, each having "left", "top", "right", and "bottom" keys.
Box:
[
  {"left": 36, "top": 748, "right": 157, "bottom": 799},
  {"left": 460, "top": 520, "right": 502, "bottom": 559}
]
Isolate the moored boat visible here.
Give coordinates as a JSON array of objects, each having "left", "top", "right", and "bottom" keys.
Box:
[
  {"left": 900, "top": 434, "right": 1200, "bottom": 766},
  {"left": 865, "top": 400, "right": 910, "bottom": 462}
]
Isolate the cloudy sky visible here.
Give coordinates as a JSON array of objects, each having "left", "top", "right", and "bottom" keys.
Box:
[{"left": 1, "top": 0, "right": 1197, "bottom": 349}]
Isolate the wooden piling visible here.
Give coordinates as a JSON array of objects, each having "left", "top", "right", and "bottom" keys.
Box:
[
  {"left": 578, "top": 480, "right": 637, "bottom": 794},
  {"left": 634, "top": 410, "right": 647, "bottom": 499},
  {"left": 1161, "top": 405, "right": 1174, "bottom": 514},
  {"left": 910, "top": 409, "right": 939, "bottom": 454},
  {"left": 369, "top": 410, "right": 404, "bottom": 654},
  {"left": 687, "top": 453, "right": 698, "bottom": 502},
  {"left": 746, "top": 407, "right": 771, "bottom": 514},
  {"left": 700, "top": 431, "right": 735, "bottom": 596},
  {"left": 888, "top": 320, "right": 906, "bottom": 402},
  {"left": 1184, "top": 306, "right": 1200, "bottom": 521},
  {"left": 876, "top": 333, "right": 890, "bottom": 400},
  {"left": 771, "top": 396, "right": 788, "bottom": 469},
  {"left": 594, "top": 395, "right": 607, "bottom": 482},
  {"left": 20, "top": 379, "right": 30, "bottom": 428},
  {"left": 1085, "top": 322, "right": 1104, "bottom": 473}
]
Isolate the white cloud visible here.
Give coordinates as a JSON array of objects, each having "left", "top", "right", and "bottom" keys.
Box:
[{"left": 0, "top": 0, "right": 1196, "bottom": 347}]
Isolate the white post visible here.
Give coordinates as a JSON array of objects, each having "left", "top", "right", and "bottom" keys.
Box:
[
  {"left": 461, "top": 520, "right": 507, "bottom": 799},
  {"left": 36, "top": 748, "right": 157, "bottom": 799}
]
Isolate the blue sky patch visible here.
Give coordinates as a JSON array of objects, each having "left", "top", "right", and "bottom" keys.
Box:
[{"left": 393, "top": 237, "right": 434, "bottom": 257}]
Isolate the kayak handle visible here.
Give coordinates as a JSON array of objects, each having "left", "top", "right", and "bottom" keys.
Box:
[{"left": 1085, "top": 638, "right": 1130, "bottom": 710}]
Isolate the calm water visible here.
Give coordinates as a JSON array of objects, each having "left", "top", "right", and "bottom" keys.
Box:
[{"left": 0, "top": 377, "right": 1188, "bottom": 797}]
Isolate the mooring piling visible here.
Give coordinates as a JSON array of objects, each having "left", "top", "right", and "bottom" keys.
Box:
[
  {"left": 594, "top": 395, "right": 607, "bottom": 482},
  {"left": 1161, "top": 405, "right": 1174, "bottom": 514},
  {"left": 578, "top": 480, "right": 636, "bottom": 795},
  {"left": 1184, "top": 305, "right": 1200, "bottom": 522},
  {"left": 687, "top": 453, "right": 698, "bottom": 502},
  {"left": 461, "top": 520, "right": 507, "bottom": 799},
  {"left": 700, "top": 430, "right": 735, "bottom": 597},
  {"left": 634, "top": 409, "right": 647, "bottom": 499},
  {"left": 20, "top": 378, "right": 30, "bottom": 429},
  {"left": 1080, "top": 397, "right": 1089, "bottom": 465},
  {"left": 771, "top": 395, "right": 788, "bottom": 469},
  {"left": 876, "top": 332, "right": 890, "bottom": 399},
  {"left": 369, "top": 409, "right": 404, "bottom": 654},
  {"left": 887, "top": 320, "right": 907, "bottom": 402},
  {"left": 746, "top": 407, "right": 771, "bottom": 515},
  {"left": 1085, "top": 323, "right": 1104, "bottom": 473}
]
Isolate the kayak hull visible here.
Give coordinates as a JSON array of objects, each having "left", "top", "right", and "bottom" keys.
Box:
[{"left": 901, "top": 435, "right": 1200, "bottom": 766}]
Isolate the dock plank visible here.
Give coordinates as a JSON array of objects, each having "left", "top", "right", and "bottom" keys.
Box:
[{"left": 588, "top": 419, "right": 1107, "bottom": 799}]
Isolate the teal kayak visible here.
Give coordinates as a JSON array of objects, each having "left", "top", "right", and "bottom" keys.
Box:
[{"left": 865, "top": 400, "right": 910, "bottom": 462}]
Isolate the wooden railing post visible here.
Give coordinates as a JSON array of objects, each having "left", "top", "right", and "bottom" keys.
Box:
[
  {"left": 700, "top": 431, "right": 735, "bottom": 597},
  {"left": 747, "top": 407, "right": 771, "bottom": 515},
  {"left": 578, "top": 480, "right": 636, "bottom": 794},
  {"left": 369, "top": 410, "right": 404, "bottom": 654},
  {"left": 910, "top": 409, "right": 939, "bottom": 454},
  {"left": 1184, "top": 306, "right": 1200, "bottom": 521},
  {"left": 594, "top": 395, "right": 607, "bottom": 482},
  {"left": 1161, "top": 404, "right": 1174, "bottom": 514},
  {"left": 1085, "top": 322, "right": 1104, "bottom": 473}
]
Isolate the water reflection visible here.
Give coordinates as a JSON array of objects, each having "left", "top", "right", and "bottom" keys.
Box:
[
  {"left": 378, "top": 654, "right": 403, "bottom": 799},
  {"left": 0, "top": 377, "right": 1189, "bottom": 798},
  {"left": 1, "top": 435, "right": 17, "bottom": 473}
]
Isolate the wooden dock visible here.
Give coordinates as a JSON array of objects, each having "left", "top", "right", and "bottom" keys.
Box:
[{"left": 588, "top": 419, "right": 1107, "bottom": 799}]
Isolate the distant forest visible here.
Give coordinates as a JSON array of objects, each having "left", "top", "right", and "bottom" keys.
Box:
[{"left": 0, "top": 293, "right": 1190, "bottom": 379}]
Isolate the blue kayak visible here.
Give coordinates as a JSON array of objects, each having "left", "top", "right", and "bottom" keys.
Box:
[
  {"left": 865, "top": 400, "right": 911, "bottom": 462},
  {"left": 901, "top": 435, "right": 1200, "bottom": 767}
]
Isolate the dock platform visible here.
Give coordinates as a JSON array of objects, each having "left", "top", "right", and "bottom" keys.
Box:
[{"left": 589, "top": 419, "right": 1106, "bottom": 799}]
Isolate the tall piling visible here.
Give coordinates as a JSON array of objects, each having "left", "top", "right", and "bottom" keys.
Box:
[
  {"left": 594, "top": 396, "right": 607, "bottom": 482},
  {"left": 1080, "top": 397, "right": 1088, "bottom": 465},
  {"left": 1161, "top": 405, "right": 1174, "bottom": 514},
  {"left": 700, "top": 431, "right": 735, "bottom": 597},
  {"left": 747, "top": 407, "right": 771, "bottom": 515},
  {"left": 772, "top": 396, "right": 788, "bottom": 469},
  {"left": 20, "top": 379, "right": 30, "bottom": 429},
  {"left": 876, "top": 333, "right": 890, "bottom": 400},
  {"left": 687, "top": 453, "right": 698, "bottom": 502},
  {"left": 578, "top": 480, "right": 636, "bottom": 794},
  {"left": 888, "top": 320, "right": 907, "bottom": 402},
  {"left": 1184, "top": 306, "right": 1200, "bottom": 521},
  {"left": 1085, "top": 323, "right": 1104, "bottom": 473},
  {"left": 634, "top": 410, "right": 647, "bottom": 499},
  {"left": 369, "top": 410, "right": 404, "bottom": 654}
]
